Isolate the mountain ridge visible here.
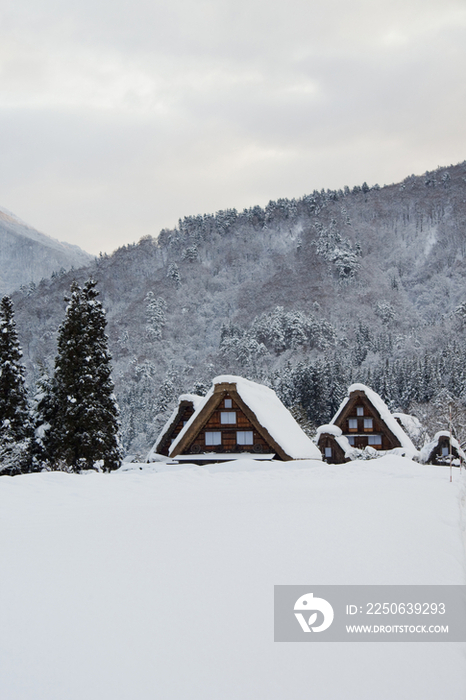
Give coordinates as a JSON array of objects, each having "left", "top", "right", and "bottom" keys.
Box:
[{"left": 11, "top": 159, "right": 466, "bottom": 454}]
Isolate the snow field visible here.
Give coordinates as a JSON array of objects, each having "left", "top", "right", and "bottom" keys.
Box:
[{"left": 0, "top": 456, "right": 465, "bottom": 700}]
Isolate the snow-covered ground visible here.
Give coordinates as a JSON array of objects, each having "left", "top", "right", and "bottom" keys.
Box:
[{"left": 1, "top": 456, "right": 465, "bottom": 700}]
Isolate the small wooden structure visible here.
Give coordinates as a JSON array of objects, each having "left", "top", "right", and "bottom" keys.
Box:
[
  {"left": 316, "top": 384, "right": 417, "bottom": 463},
  {"left": 420, "top": 431, "right": 465, "bottom": 466},
  {"left": 147, "top": 394, "right": 204, "bottom": 459},
  {"left": 168, "top": 375, "right": 322, "bottom": 464},
  {"left": 316, "top": 425, "right": 356, "bottom": 464}
]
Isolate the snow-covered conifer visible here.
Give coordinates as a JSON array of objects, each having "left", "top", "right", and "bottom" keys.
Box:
[
  {"left": 0, "top": 296, "right": 32, "bottom": 474},
  {"left": 46, "top": 279, "right": 122, "bottom": 471},
  {"left": 31, "top": 364, "right": 55, "bottom": 468},
  {"left": 167, "top": 262, "right": 181, "bottom": 288},
  {"left": 145, "top": 292, "right": 167, "bottom": 340},
  {"left": 182, "top": 245, "right": 198, "bottom": 262}
]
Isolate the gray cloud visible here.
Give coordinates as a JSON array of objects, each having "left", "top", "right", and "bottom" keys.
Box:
[{"left": 0, "top": 0, "right": 465, "bottom": 253}]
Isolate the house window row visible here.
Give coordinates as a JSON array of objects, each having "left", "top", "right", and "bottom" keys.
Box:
[
  {"left": 347, "top": 435, "right": 382, "bottom": 446},
  {"left": 205, "top": 430, "right": 254, "bottom": 446},
  {"left": 348, "top": 417, "right": 373, "bottom": 431}
]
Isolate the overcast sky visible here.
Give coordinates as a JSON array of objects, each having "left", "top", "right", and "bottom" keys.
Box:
[{"left": 1, "top": 0, "right": 466, "bottom": 255}]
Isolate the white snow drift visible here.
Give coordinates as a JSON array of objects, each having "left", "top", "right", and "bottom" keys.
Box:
[{"left": 0, "top": 456, "right": 465, "bottom": 700}]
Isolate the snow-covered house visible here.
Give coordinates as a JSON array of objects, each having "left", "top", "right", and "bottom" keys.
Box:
[
  {"left": 316, "top": 384, "right": 418, "bottom": 463},
  {"left": 147, "top": 394, "right": 204, "bottom": 460},
  {"left": 420, "top": 431, "right": 465, "bottom": 466},
  {"left": 316, "top": 424, "right": 359, "bottom": 464},
  {"left": 168, "top": 375, "right": 322, "bottom": 463}
]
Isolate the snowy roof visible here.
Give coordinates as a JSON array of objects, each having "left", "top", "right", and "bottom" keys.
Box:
[
  {"left": 169, "top": 375, "right": 322, "bottom": 461},
  {"left": 335, "top": 435, "right": 360, "bottom": 460},
  {"left": 147, "top": 393, "right": 204, "bottom": 460},
  {"left": 392, "top": 413, "right": 424, "bottom": 445},
  {"left": 331, "top": 383, "right": 418, "bottom": 453},
  {"left": 316, "top": 424, "right": 342, "bottom": 439},
  {"left": 419, "top": 431, "right": 466, "bottom": 464}
]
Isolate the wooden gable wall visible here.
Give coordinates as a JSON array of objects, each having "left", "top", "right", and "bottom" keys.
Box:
[
  {"left": 317, "top": 433, "right": 347, "bottom": 464},
  {"left": 333, "top": 390, "right": 399, "bottom": 451},
  {"left": 181, "top": 392, "right": 273, "bottom": 455}
]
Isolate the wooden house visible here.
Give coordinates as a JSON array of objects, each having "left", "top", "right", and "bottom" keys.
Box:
[
  {"left": 317, "top": 384, "right": 417, "bottom": 462},
  {"left": 316, "top": 425, "right": 356, "bottom": 464},
  {"left": 420, "top": 431, "right": 465, "bottom": 466},
  {"left": 168, "top": 375, "right": 322, "bottom": 464},
  {"left": 147, "top": 394, "right": 204, "bottom": 460}
]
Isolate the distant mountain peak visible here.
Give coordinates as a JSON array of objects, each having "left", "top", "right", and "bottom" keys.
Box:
[
  {"left": 0, "top": 207, "right": 93, "bottom": 294},
  {"left": 0, "top": 208, "right": 24, "bottom": 225}
]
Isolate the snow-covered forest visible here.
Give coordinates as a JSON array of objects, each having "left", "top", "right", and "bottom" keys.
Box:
[{"left": 10, "top": 160, "right": 466, "bottom": 456}]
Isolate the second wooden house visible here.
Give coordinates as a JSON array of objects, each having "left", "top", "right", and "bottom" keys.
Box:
[{"left": 316, "top": 383, "right": 418, "bottom": 463}]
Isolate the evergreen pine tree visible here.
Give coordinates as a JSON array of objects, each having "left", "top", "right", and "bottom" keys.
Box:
[
  {"left": 31, "top": 363, "right": 55, "bottom": 468},
  {"left": 144, "top": 292, "right": 167, "bottom": 340},
  {"left": 0, "top": 295, "right": 32, "bottom": 474},
  {"left": 45, "top": 279, "right": 122, "bottom": 471}
]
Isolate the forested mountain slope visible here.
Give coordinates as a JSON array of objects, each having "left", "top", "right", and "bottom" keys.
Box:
[
  {"left": 0, "top": 208, "right": 92, "bottom": 294},
  {"left": 13, "top": 161, "right": 466, "bottom": 454}
]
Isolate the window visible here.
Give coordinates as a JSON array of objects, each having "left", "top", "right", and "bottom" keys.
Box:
[
  {"left": 325, "top": 447, "right": 332, "bottom": 458},
  {"left": 237, "top": 431, "right": 253, "bottom": 445},
  {"left": 220, "top": 411, "right": 236, "bottom": 424},
  {"left": 348, "top": 419, "right": 358, "bottom": 431},
  {"left": 368, "top": 435, "right": 382, "bottom": 446},
  {"left": 364, "top": 418, "right": 373, "bottom": 431},
  {"left": 347, "top": 436, "right": 355, "bottom": 445},
  {"left": 205, "top": 431, "right": 221, "bottom": 446},
  {"left": 441, "top": 446, "right": 449, "bottom": 456},
  {"left": 356, "top": 406, "right": 364, "bottom": 416},
  {"left": 224, "top": 399, "right": 232, "bottom": 408}
]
